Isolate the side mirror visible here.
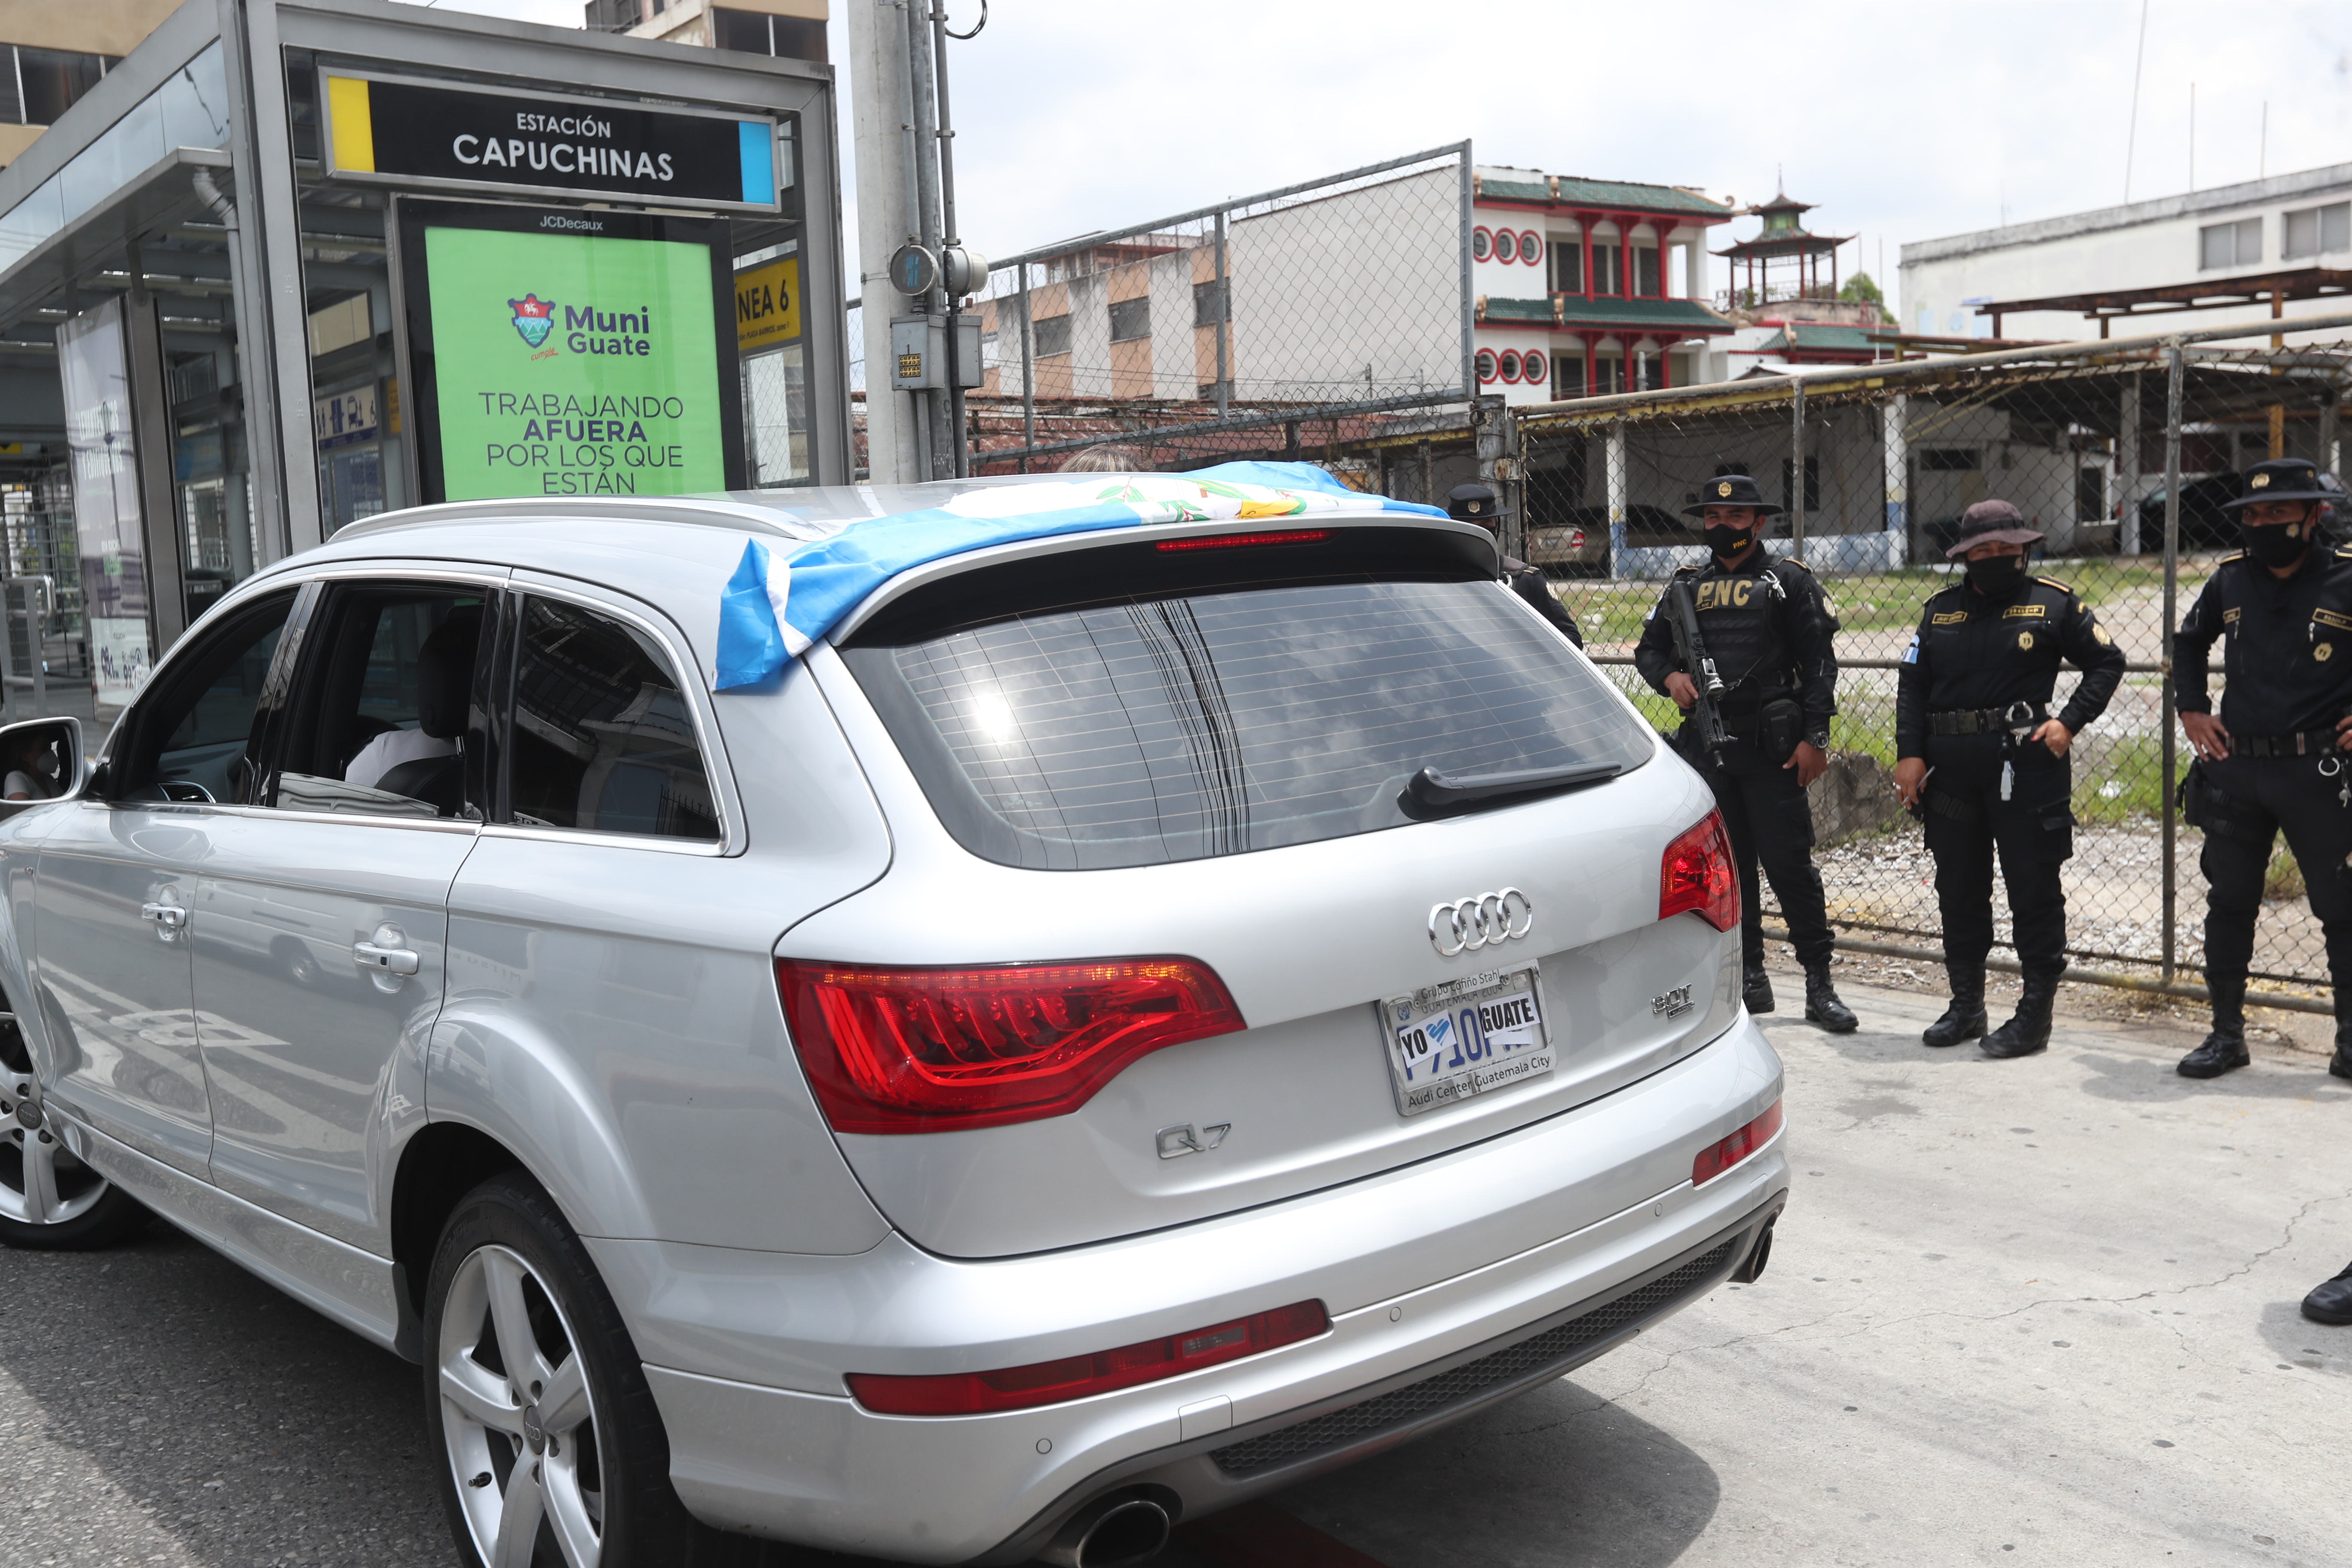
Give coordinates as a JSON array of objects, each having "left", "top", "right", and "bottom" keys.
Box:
[{"left": 0, "top": 717, "right": 86, "bottom": 816}]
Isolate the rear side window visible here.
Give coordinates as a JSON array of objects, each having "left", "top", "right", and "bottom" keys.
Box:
[
  {"left": 848, "top": 578, "right": 1651, "bottom": 870},
  {"left": 504, "top": 595, "right": 720, "bottom": 841}
]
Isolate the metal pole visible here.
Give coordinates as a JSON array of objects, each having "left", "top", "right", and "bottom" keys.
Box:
[
  {"left": 2161, "top": 340, "right": 2184, "bottom": 984},
  {"left": 907, "top": 0, "right": 949, "bottom": 479},
  {"left": 1605, "top": 421, "right": 1628, "bottom": 580},
  {"left": 929, "top": 0, "right": 967, "bottom": 478},
  {"left": 0, "top": 583, "right": 15, "bottom": 727},
  {"left": 1459, "top": 146, "right": 1477, "bottom": 403},
  {"left": 1019, "top": 265, "right": 1035, "bottom": 475},
  {"left": 2119, "top": 373, "right": 2142, "bottom": 554},
  {"left": 1789, "top": 381, "right": 1807, "bottom": 556},
  {"left": 1213, "top": 210, "right": 1230, "bottom": 421},
  {"left": 1883, "top": 393, "right": 1908, "bottom": 564}
]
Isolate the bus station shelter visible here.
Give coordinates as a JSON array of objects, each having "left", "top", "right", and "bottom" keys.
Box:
[{"left": 0, "top": 0, "right": 848, "bottom": 723}]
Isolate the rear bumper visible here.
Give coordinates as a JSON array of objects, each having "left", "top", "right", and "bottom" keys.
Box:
[{"left": 618, "top": 1016, "right": 1786, "bottom": 1564}]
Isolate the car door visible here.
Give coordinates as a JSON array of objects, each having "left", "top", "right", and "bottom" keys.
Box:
[
  {"left": 188, "top": 573, "right": 494, "bottom": 1247},
  {"left": 33, "top": 590, "right": 298, "bottom": 1178}
]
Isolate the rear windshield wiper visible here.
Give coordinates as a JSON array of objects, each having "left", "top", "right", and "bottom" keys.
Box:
[{"left": 1404, "top": 760, "right": 1625, "bottom": 813}]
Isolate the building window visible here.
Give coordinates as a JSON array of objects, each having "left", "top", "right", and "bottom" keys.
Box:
[
  {"left": 1191, "top": 279, "right": 1228, "bottom": 328},
  {"left": 2199, "top": 217, "right": 2261, "bottom": 270},
  {"left": 1032, "top": 313, "right": 1071, "bottom": 357},
  {"left": 709, "top": 9, "right": 828, "bottom": 61},
  {"left": 1108, "top": 297, "right": 1149, "bottom": 343},
  {"left": 3, "top": 44, "right": 118, "bottom": 126},
  {"left": 1552, "top": 242, "right": 1581, "bottom": 295},
  {"left": 1592, "top": 244, "right": 1620, "bottom": 296},
  {"left": 1919, "top": 448, "right": 1979, "bottom": 472},
  {"left": 1635, "top": 246, "right": 1660, "bottom": 296},
  {"left": 2284, "top": 202, "right": 2351, "bottom": 260}
]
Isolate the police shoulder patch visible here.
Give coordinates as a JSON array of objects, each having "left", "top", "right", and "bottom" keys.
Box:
[
  {"left": 1778, "top": 556, "right": 1813, "bottom": 574},
  {"left": 2036, "top": 576, "right": 2073, "bottom": 594}
]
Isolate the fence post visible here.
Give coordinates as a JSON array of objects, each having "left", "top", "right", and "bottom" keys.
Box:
[
  {"left": 0, "top": 582, "right": 15, "bottom": 727},
  {"left": 1018, "top": 264, "right": 1035, "bottom": 474},
  {"left": 1882, "top": 393, "right": 1908, "bottom": 565},
  {"left": 1606, "top": 421, "right": 1628, "bottom": 580},
  {"left": 1213, "top": 211, "right": 1231, "bottom": 421},
  {"left": 1789, "top": 381, "right": 1807, "bottom": 558},
  {"left": 2118, "top": 373, "right": 2141, "bottom": 554},
  {"left": 2322, "top": 387, "right": 2340, "bottom": 479},
  {"left": 2161, "top": 340, "right": 2184, "bottom": 984}
]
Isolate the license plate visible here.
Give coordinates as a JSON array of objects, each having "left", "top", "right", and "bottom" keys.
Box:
[{"left": 1379, "top": 966, "right": 1555, "bottom": 1117}]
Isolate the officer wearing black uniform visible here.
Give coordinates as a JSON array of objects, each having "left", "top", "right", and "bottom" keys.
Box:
[
  {"left": 1634, "top": 471, "right": 1856, "bottom": 1031},
  {"left": 1891, "top": 500, "right": 2126, "bottom": 1058},
  {"left": 2175, "top": 456, "right": 2352, "bottom": 1084},
  {"left": 1447, "top": 484, "right": 1582, "bottom": 646}
]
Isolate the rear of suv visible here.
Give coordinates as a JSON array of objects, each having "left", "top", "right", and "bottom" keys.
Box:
[{"left": 0, "top": 475, "right": 1784, "bottom": 1568}]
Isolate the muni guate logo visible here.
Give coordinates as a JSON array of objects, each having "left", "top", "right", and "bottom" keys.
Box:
[
  {"left": 511, "top": 297, "right": 662, "bottom": 360},
  {"left": 508, "top": 294, "right": 556, "bottom": 348}
]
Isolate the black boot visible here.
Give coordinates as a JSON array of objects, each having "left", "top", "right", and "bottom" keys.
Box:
[
  {"left": 2304, "top": 1262, "right": 2352, "bottom": 1325},
  {"left": 1922, "top": 966, "right": 1987, "bottom": 1048},
  {"left": 2331, "top": 1018, "right": 2352, "bottom": 1083},
  {"left": 1981, "top": 971, "right": 2058, "bottom": 1059},
  {"left": 2177, "top": 972, "right": 2250, "bottom": 1078},
  {"left": 1743, "top": 968, "right": 1775, "bottom": 1014},
  {"left": 1803, "top": 965, "right": 1858, "bottom": 1033}
]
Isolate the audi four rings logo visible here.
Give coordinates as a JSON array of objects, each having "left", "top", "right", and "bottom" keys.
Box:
[{"left": 1428, "top": 889, "right": 1534, "bottom": 956}]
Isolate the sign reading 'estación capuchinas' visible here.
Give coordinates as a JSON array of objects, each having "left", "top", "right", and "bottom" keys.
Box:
[{"left": 323, "top": 71, "right": 780, "bottom": 211}]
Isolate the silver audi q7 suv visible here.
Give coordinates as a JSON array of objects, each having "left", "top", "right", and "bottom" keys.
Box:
[{"left": 0, "top": 473, "right": 1786, "bottom": 1568}]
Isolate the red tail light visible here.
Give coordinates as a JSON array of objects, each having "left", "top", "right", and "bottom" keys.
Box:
[
  {"left": 776, "top": 957, "right": 1246, "bottom": 1134},
  {"left": 1154, "top": 528, "right": 1332, "bottom": 552},
  {"left": 848, "top": 1300, "right": 1329, "bottom": 1416},
  {"left": 1659, "top": 809, "right": 1740, "bottom": 931},
  {"left": 1693, "top": 1099, "right": 1782, "bottom": 1185}
]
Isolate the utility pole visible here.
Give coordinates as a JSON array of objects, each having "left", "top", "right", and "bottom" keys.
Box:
[{"left": 847, "top": 0, "right": 919, "bottom": 481}]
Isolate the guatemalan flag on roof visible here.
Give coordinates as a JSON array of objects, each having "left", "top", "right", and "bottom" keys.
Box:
[{"left": 712, "top": 462, "right": 1447, "bottom": 691}]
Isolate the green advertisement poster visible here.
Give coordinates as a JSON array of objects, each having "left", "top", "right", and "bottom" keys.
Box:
[{"left": 418, "top": 219, "right": 731, "bottom": 499}]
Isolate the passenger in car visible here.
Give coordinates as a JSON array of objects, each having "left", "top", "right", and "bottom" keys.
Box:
[{"left": 343, "top": 606, "right": 479, "bottom": 793}]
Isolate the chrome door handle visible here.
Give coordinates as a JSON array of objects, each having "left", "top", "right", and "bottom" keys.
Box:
[
  {"left": 352, "top": 941, "right": 420, "bottom": 977},
  {"left": 139, "top": 902, "right": 188, "bottom": 930}
]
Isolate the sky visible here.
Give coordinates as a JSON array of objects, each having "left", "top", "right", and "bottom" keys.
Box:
[{"left": 423, "top": 0, "right": 2352, "bottom": 317}]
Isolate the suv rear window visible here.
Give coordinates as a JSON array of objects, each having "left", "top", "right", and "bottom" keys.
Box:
[{"left": 846, "top": 576, "right": 1651, "bottom": 870}]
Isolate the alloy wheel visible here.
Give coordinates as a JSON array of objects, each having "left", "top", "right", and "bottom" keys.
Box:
[
  {"left": 0, "top": 1011, "right": 105, "bottom": 1228},
  {"left": 437, "top": 1243, "right": 605, "bottom": 1568}
]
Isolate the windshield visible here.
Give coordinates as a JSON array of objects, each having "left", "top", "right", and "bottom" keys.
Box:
[{"left": 845, "top": 576, "right": 1652, "bottom": 870}]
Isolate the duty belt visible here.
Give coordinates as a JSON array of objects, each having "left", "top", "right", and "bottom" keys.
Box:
[
  {"left": 2230, "top": 728, "right": 2343, "bottom": 759},
  {"left": 1928, "top": 701, "right": 2048, "bottom": 736}
]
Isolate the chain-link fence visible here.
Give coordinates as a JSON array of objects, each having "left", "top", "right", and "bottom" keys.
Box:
[
  {"left": 850, "top": 145, "right": 1476, "bottom": 477},
  {"left": 1470, "top": 321, "right": 2352, "bottom": 1005}
]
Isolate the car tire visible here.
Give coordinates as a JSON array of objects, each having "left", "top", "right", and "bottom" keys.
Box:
[
  {"left": 278, "top": 940, "right": 322, "bottom": 988},
  {"left": 0, "top": 1004, "right": 148, "bottom": 1252},
  {"left": 423, "top": 1173, "right": 701, "bottom": 1568}
]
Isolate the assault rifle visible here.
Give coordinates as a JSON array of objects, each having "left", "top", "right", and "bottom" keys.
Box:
[{"left": 1665, "top": 574, "right": 1732, "bottom": 770}]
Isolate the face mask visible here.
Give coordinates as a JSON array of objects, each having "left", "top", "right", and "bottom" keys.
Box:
[
  {"left": 1703, "top": 524, "right": 1756, "bottom": 558},
  {"left": 1965, "top": 555, "right": 2027, "bottom": 596},
  {"left": 2239, "top": 519, "right": 2309, "bottom": 568}
]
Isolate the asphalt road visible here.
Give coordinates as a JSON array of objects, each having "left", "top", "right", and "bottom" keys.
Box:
[{"left": 1, "top": 971, "right": 2346, "bottom": 1567}]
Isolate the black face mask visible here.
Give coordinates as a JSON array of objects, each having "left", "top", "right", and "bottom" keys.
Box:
[
  {"left": 1965, "top": 555, "right": 2027, "bottom": 596},
  {"left": 1704, "top": 524, "right": 1757, "bottom": 558},
  {"left": 2239, "top": 519, "right": 2311, "bottom": 569}
]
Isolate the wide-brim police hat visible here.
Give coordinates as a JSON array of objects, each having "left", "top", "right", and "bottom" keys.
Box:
[
  {"left": 1943, "top": 498, "right": 2046, "bottom": 558},
  {"left": 1680, "top": 472, "right": 1784, "bottom": 518},
  {"left": 2222, "top": 457, "right": 2339, "bottom": 510}
]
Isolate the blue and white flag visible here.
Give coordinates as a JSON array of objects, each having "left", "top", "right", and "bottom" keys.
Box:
[{"left": 712, "top": 462, "right": 1446, "bottom": 690}]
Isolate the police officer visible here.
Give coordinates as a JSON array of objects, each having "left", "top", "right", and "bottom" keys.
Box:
[
  {"left": 1891, "top": 500, "right": 2126, "bottom": 1058},
  {"left": 2174, "top": 456, "right": 2352, "bottom": 1084},
  {"left": 1634, "top": 471, "right": 1856, "bottom": 1031},
  {"left": 1448, "top": 483, "right": 1582, "bottom": 646}
]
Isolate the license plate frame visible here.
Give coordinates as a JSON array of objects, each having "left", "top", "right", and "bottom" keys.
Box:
[{"left": 1377, "top": 965, "right": 1556, "bottom": 1118}]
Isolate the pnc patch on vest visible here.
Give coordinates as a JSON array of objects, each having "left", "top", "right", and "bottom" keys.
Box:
[{"left": 2003, "top": 603, "right": 2049, "bottom": 619}]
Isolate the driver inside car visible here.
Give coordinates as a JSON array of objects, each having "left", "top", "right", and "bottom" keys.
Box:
[{"left": 343, "top": 604, "right": 480, "bottom": 793}]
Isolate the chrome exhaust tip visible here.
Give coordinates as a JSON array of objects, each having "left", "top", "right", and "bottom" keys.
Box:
[
  {"left": 1730, "top": 1214, "right": 1776, "bottom": 1283},
  {"left": 1035, "top": 1493, "right": 1173, "bottom": 1568}
]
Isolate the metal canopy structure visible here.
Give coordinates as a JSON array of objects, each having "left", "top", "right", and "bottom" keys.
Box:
[{"left": 1973, "top": 265, "right": 2352, "bottom": 337}]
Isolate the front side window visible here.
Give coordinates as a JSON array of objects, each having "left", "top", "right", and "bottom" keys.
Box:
[
  {"left": 266, "top": 585, "right": 487, "bottom": 821},
  {"left": 848, "top": 577, "right": 1652, "bottom": 871},
  {"left": 503, "top": 596, "right": 719, "bottom": 841},
  {"left": 115, "top": 592, "right": 295, "bottom": 803}
]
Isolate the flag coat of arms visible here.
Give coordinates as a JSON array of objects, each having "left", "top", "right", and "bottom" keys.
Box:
[{"left": 509, "top": 294, "right": 556, "bottom": 348}]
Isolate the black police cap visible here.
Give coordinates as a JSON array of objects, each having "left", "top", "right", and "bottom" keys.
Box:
[
  {"left": 1679, "top": 471, "right": 1785, "bottom": 519},
  {"left": 2223, "top": 457, "right": 2340, "bottom": 510},
  {"left": 1447, "top": 482, "right": 1513, "bottom": 522}
]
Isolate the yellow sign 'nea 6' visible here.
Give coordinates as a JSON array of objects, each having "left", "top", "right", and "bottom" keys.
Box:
[{"left": 735, "top": 257, "right": 802, "bottom": 352}]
